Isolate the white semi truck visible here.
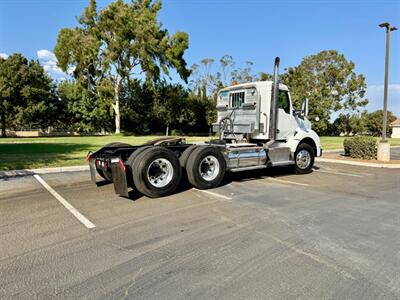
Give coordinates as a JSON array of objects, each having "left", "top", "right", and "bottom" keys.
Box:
[{"left": 87, "top": 57, "right": 322, "bottom": 198}]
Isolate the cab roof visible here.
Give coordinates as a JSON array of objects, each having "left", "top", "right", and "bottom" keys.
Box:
[{"left": 219, "top": 81, "right": 289, "bottom": 93}]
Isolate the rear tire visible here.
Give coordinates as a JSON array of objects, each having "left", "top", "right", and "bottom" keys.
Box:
[
  {"left": 294, "top": 143, "right": 314, "bottom": 174},
  {"left": 127, "top": 146, "right": 152, "bottom": 167},
  {"left": 179, "top": 145, "right": 200, "bottom": 167},
  {"left": 131, "top": 147, "right": 181, "bottom": 198},
  {"left": 186, "top": 146, "right": 226, "bottom": 189},
  {"left": 126, "top": 146, "right": 152, "bottom": 187}
]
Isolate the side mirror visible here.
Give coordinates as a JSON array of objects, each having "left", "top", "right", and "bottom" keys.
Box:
[{"left": 301, "top": 98, "right": 309, "bottom": 117}]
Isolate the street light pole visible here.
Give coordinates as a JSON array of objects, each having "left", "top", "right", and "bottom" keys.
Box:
[
  {"left": 379, "top": 22, "right": 398, "bottom": 142},
  {"left": 377, "top": 22, "right": 397, "bottom": 161}
]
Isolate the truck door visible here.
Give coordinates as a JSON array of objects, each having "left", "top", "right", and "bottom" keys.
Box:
[{"left": 277, "top": 89, "right": 294, "bottom": 140}]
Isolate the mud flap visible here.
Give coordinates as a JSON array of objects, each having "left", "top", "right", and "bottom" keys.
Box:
[
  {"left": 111, "top": 158, "right": 129, "bottom": 198},
  {"left": 89, "top": 159, "right": 97, "bottom": 183}
]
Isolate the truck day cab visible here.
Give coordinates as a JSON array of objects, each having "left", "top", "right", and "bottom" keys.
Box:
[{"left": 87, "top": 57, "right": 322, "bottom": 198}]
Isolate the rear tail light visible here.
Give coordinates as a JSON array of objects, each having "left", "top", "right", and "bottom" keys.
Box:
[{"left": 118, "top": 160, "right": 126, "bottom": 172}]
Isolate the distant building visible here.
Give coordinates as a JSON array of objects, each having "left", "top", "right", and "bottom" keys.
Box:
[{"left": 391, "top": 118, "right": 400, "bottom": 138}]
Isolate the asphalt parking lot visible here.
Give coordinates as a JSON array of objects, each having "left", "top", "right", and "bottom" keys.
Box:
[
  {"left": 1, "top": 162, "right": 399, "bottom": 299},
  {"left": 391, "top": 147, "right": 400, "bottom": 160}
]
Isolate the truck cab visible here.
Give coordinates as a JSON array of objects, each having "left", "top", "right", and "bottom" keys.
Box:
[{"left": 213, "top": 80, "right": 322, "bottom": 159}]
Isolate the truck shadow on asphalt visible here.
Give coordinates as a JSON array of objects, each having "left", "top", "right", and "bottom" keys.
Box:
[
  {"left": 111, "top": 166, "right": 315, "bottom": 201},
  {"left": 222, "top": 165, "right": 314, "bottom": 184}
]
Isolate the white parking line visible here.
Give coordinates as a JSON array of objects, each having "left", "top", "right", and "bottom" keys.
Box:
[
  {"left": 318, "top": 165, "right": 373, "bottom": 176},
  {"left": 33, "top": 175, "right": 96, "bottom": 229},
  {"left": 192, "top": 188, "right": 233, "bottom": 200},
  {"left": 267, "top": 177, "right": 310, "bottom": 186},
  {"left": 316, "top": 170, "right": 362, "bottom": 177}
]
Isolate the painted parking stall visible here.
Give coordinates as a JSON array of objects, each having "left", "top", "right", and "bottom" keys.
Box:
[{"left": 1, "top": 162, "right": 400, "bottom": 299}]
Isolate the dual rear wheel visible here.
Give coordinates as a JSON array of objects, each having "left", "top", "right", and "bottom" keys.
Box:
[
  {"left": 129, "top": 147, "right": 182, "bottom": 198},
  {"left": 128, "top": 145, "right": 226, "bottom": 198},
  {"left": 185, "top": 146, "right": 226, "bottom": 189}
]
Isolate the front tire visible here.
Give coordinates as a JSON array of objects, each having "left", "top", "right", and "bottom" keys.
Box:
[
  {"left": 186, "top": 146, "right": 226, "bottom": 189},
  {"left": 294, "top": 143, "right": 315, "bottom": 174},
  {"left": 131, "top": 147, "right": 181, "bottom": 198}
]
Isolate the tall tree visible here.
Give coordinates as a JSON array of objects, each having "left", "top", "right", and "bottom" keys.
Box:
[
  {"left": 231, "top": 61, "right": 256, "bottom": 84},
  {"left": 0, "top": 54, "right": 56, "bottom": 136},
  {"left": 152, "top": 82, "right": 192, "bottom": 135},
  {"left": 219, "top": 55, "right": 235, "bottom": 86},
  {"left": 58, "top": 80, "right": 114, "bottom": 133},
  {"left": 362, "top": 110, "right": 396, "bottom": 136},
  {"left": 281, "top": 50, "right": 368, "bottom": 134},
  {"left": 55, "top": 0, "right": 190, "bottom": 134},
  {"left": 333, "top": 113, "right": 366, "bottom": 136},
  {"left": 119, "top": 80, "right": 154, "bottom": 134}
]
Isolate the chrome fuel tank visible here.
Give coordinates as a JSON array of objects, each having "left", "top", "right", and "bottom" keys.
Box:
[{"left": 225, "top": 146, "right": 267, "bottom": 170}]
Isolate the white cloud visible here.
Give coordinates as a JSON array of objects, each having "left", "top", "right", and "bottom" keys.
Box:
[
  {"left": 0, "top": 53, "right": 8, "bottom": 59},
  {"left": 37, "top": 49, "right": 56, "bottom": 61},
  {"left": 366, "top": 84, "right": 400, "bottom": 117},
  {"left": 37, "top": 49, "right": 68, "bottom": 80}
]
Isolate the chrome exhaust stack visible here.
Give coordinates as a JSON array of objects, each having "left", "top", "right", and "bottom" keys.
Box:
[{"left": 269, "top": 57, "right": 280, "bottom": 141}]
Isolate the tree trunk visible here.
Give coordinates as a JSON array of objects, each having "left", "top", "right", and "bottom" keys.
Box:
[
  {"left": 1, "top": 112, "right": 6, "bottom": 137},
  {"left": 166, "top": 123, "right": 169, "bottom": 136},
  {"left": 113, "top": 78, "right": 121, "bottom": 134}
]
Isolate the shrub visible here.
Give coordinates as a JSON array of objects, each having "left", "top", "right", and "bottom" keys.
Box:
[
  {"left": 171, "top": 129, "right": 184, "bottom": 136},
  {"left": 343, "top": 136, "right": 377, "bottom": 159}
]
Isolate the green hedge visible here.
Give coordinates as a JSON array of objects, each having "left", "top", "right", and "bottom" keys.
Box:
[{"left": 343, "top": 136, "right": 378, "bottom": 159}]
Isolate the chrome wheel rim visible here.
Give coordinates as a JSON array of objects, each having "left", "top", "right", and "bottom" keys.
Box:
[
  {"left": 296, "top": 150, "right": 311, "bottom": 169},
  {"left": 199, "top": 155, "right": 220, "bottom": 181},
  {"left": 147, "top": 158, "right": 174, "bottom": 188}
]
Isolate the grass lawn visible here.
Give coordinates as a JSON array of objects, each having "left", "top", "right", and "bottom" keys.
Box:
[{"left": 0, "top": 135, "right": 399, "bottom": 171}]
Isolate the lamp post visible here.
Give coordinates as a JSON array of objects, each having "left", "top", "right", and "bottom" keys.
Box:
[{"left": 377, "top": 22, "right": 397, "bottom": 161}]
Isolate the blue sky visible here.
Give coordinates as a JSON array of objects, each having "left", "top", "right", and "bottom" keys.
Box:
[{"left": 0, "top": 0, "right": 399, "bottom": 117}]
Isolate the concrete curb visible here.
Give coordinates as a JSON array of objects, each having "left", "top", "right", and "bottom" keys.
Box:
[
  {"left": 316, "top": 157, "right": 400, "bottom": 168},
  {"left": 0, "top": 165, "right": 89, "bottom": 178},
  {"left": 323, "top": 149, "right": 343, "bottom": 153}
]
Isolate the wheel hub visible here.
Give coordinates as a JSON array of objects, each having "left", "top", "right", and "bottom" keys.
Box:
[
  {"left": 147, "top": 158, "right": 174, "bottom": 188},
  {"left": 199, "top": 155, "right": 220, "bottom": 181},
  {"left": 296, "top": 149, "right": 311, "bottom": 169}
]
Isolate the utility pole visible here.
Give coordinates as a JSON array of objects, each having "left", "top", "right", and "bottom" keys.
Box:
[{"left": 377, "top": 22, "right": 397, "bottom": 161}]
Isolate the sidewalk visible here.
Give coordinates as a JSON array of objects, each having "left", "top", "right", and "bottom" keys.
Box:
[{"left": 0, "top": 165, "right": 88, "bottom": 178}]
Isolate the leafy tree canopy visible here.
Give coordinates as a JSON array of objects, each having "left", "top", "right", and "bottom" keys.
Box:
[
  {"left": 363, "top": 110, "right": 396, "bottom": 136},
  {"left": 55, "top": 0, "right": 190, "bottom": 133},
  {"left": 0, "top": 53, "right": 56, "bottom": 136},
  {"left": 281, "top": 50, "right": 368, "bottom": 134}
]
